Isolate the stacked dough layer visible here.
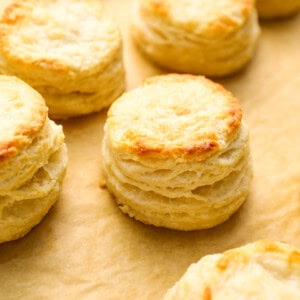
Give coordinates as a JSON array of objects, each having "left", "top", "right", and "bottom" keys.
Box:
[
  {"left": 103, "top": 74, "right": 252, "bottom": 230},
  {"left": 164, "top": 240, "right": 300, "bottom": 299},
  {"left": 132, "top": 0, "right": 260, "bottom": 77},
  {"left": 257, "top": 0, "right": 300, "bottom": 19},
  {"left": 0, "top": 0, "right": 125, "bottom": 118},
  {"left": 0, "top": 76, "right": 67, "bottom": 243}
]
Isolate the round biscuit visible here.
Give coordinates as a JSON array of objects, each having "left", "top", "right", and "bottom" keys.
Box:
[
  {"left": 103, "top": 74, "right": 251, "bottom": 230},
  {"left": 131, "top": 0, "right": 260, "bottom": 76},
  {"left": 0, "top": 0, "right": 125, "bottom": 117},
  {"left": 0, "top": 75, "right": 68, "bottom": 243}
]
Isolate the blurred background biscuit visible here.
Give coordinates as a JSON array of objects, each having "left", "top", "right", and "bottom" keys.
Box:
[
  {"left": 0, "top": 0, "right": 125, "bottom": 118},
  {"left": 164, "top": 240, "right": 300, "bottom": 299},
  {"left": 102, "top": 74, "right": 252, "bottom": 230},
  {"left": 257, "top": 0, "right": 300, "bottom": 19},
  {"left": 0, "top": 75, "right": 67, "bottom": 243},
  {"left": 131, "top": 0, "right": 260, "bottom": 77}
]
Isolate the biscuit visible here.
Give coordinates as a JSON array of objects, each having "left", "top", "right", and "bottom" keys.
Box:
[
  {"left": 257, "top": 0, "right": 300, "bottom": 19},
  {"left": 131, "top": 0, "right": 260, "bottom": 77},
  {"left": 0, "top": 75, "right": 67, "bottom": 243},
  {"left": 164, "top": 240, "right": 300, "bottom": 299},
  {"left": 0, "top": 0, "right": 125, "bottom": 118},
  {"left": 102, "top": 74, "right": 252, "bottom": 230}
]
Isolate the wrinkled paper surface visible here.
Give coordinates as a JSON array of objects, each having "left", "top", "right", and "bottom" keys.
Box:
[{"left": 0, "top": 1, "right": 299, "bottom": 299}]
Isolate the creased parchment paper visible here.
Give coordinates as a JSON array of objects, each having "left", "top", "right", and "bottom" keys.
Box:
[{"left": 0, "top": 1, "right": 299, "bottom": 299}]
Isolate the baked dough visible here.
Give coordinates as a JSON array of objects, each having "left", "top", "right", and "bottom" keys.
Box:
[
  {"left": 164, "top": 240, "right": 300, "bottom": 299},
  {"left": 257, "top": 0, "right": 300, "bottom": 19},
  {"left": 0, "top": 0, "right": 125, "bottom": 118},
  {"left": 131, "top": 0, "right": 260, "bottom": 77},
  {"left": 0, "top": 75, "right": 67, "bottom": 243},
  {"left": 102, "top": 74, "right": 252, "bottom": 230}
]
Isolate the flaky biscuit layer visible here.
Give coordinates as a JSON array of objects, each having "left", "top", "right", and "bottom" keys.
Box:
[
  {"left": 107, "top": 123, "right": 249, "bottom": 190},
  {"left": 0, "top": 144, "right": 67, "bottom": 243},
  {"left": 103, "top": 149, "right": 251, "bottom": 230},
  {"left": 0, "top": 119, "right": 64, "bottom": 192},
  {"left": 43, "top": 56, "right": 125, "bottom": 118}
]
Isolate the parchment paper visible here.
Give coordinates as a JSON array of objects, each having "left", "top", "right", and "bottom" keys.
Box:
[{"left": 0, "top": 1, "right": 299, "bottom": 299}]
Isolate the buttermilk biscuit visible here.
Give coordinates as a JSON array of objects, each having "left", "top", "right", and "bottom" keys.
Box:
[
  {"left": 164, "top": 240, "right": 300, "bottom": 299},
  {"left": 102, "top": 74, "right": 252, "bottom": 230},
  {"left": 131, "top": 0, "right": 260, "bottom": 77},
  {"left": 257, "top": 0, "right": 300, "bottom": 19},
  {"left": 0, "top": 0, "right": 125, "bottom": 118},
  {"left": 0, "top": 76, "right": 67, "bottom": 243}
]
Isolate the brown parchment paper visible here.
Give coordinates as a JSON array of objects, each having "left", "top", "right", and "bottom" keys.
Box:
[{"left": 0, "top": 1, "right": 299, "bottom": 299}]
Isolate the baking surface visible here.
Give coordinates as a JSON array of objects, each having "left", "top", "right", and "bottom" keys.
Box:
[{"left": 0, "top": 1, "right": 300, "bottom": 299}]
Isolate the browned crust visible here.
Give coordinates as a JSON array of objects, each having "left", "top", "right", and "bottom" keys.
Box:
[
  {"left": 0, "top": 2, "right": 71, "bottom": 75},
  {"left": 109, "top": 74, "right": 242, "bottom": 160},
  {"left": 0, "top": 76, "right": 47, "bottom": 161},
  {"left": 145, "top": 74, "right": 242, "bottom": 156},
  {"left": 258, "top": 240, "right": 300, "bottom": 265},
  {"left": 1, "top": 2, "right": 27, "bottom": 25},
  {"left": 216, "top": 240, "right": 300, "bottom": 273},
  {"left": 131, "top": 139, "right": 219, "bottom": 158},
  {"left": 288, "top": 250, "right": 300, "bottom": 265},
  {"left": 0, "top": 112, "right": 46, "bottom": 161},
  {"left": 147, "top": 0, "right": 168, "bottom": 17},
  {"left": 0, "top": 141, "right": 18, "bottom": 161},
  {"left": 216, "top": 251, "right": 249, "bottom": 271},
  {"left": 203, "top": 286, "right": 212, "bottom": 300},
  {"left": 204, "top": 78, "right": 242, "bottom": 141}
]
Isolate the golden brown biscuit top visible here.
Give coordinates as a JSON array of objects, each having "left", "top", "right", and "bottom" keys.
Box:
[
  {"left": 0, "top": 75, "right": 47, "bottom": 161},
  {"left": 0, "top": 0, "right": 121, "bottom": 76},
  {"left": 138, "top": 0, "right": 255, "bottom": 38},
  {"left": 165, "top": 240, "right": 300, "bottom": 299},
  {"left": 107, "top": 74, "right": 242, "bottom": 161}
]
